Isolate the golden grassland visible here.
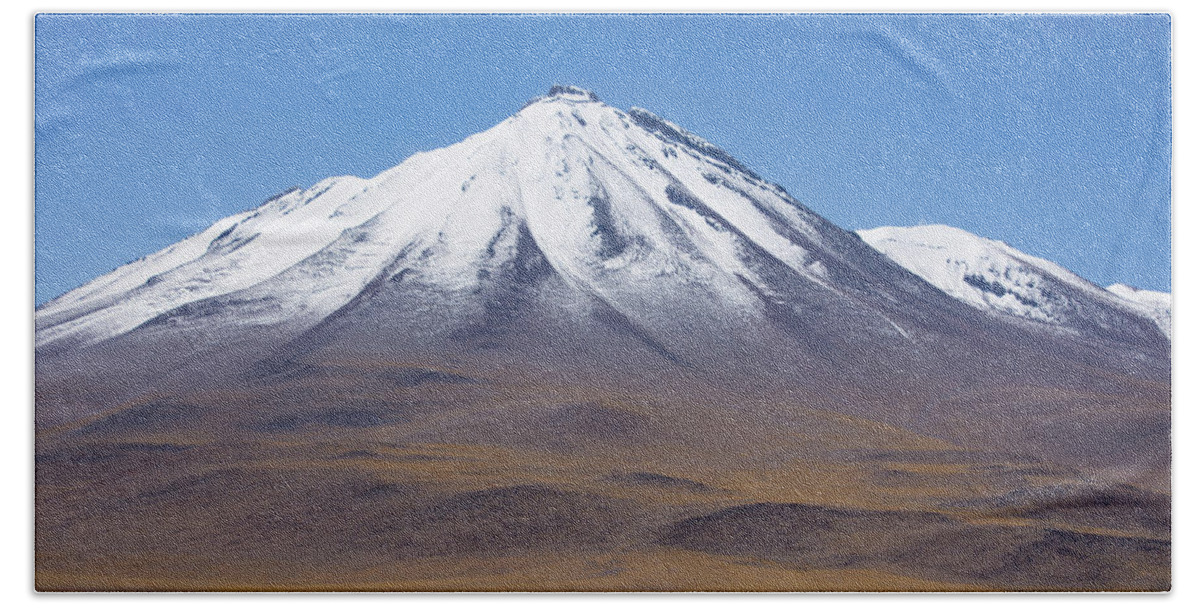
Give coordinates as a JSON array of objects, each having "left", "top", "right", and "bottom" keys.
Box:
[{"left": 34, "top": 365, "right": 1171, "bottom": 591}]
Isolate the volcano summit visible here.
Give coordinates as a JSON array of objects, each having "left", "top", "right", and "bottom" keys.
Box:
[{"left": 35, "top": 87, "right": 1170, "bottom": 591}]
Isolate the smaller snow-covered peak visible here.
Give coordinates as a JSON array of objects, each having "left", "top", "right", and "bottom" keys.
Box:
[{"left": 859, "top": 224, "right": 1170, "bottom": 344}]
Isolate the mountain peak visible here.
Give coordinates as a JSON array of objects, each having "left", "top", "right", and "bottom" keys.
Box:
[
  {"left": 859, "top": 224, "right": 1172, "bottom": 343},
  {"left": 545, "top": 84, "right": 602, "bottom": 102}
]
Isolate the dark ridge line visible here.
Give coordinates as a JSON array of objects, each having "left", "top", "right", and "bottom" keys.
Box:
[
  {"left": 662, "top": 181, "right": 892, "bottom": 353},
  {"left": 302, "top": 182, "right": 338, "bottom": 206},
  {"left": 589, "top": 295, "right": 692, "bottom": 369},
  {"left": 240, "top": 186, "right": 301, "bottom": 213},
  {"left": 547, "top": 84, "right": 602, "bottom": 101},
  {"left": 566, "top": 135, "right": 708, "bottom": 263},
  {"left": 734, "top": 273, "right": 839, "bottom": 370},
  {"left": 483, "top": 206, "right": 517, "bottom": 260},
  {"left": 244, "top": 240, "right": 416, "bottom": 381},
  {"left": 583, "top": 182, "right": 629, "bottom": 259},
  {"left": 662, "top": 181, "right": 833, "bottom": 305},
  {"left": 628, "top": 107, "right": 763, "bottom": 182},
  {"left": 450, "top": 218, "right": 557, "bottom": 345},
  {"left": 207, "top": 233, "right": 260, "bottom": 256}
]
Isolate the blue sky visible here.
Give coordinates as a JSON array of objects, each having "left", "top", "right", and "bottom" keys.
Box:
[{"left": 34, "top": 13, "right": 1171, "bottom": 304}]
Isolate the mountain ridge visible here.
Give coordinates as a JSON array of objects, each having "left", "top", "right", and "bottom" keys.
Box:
[
  {"left": 37, "top": 86, "right": 963, "bottom": 353},
  {"left": 36, "top": 87, "right": 1169, "bottom": 486},
  {"left": 857, "top": 224, "right": 1171, "bottom": 342}
]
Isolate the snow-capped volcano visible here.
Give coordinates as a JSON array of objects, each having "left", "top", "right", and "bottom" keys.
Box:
[
  {"left": 857, "top": 224, "right": 1171, "bottom": 343},
  {"left": 35, "top": 87, "right": 1169, "bottom": 485},
  {"left": 36, "top": 85, "right": 953, "bottom": 355}
]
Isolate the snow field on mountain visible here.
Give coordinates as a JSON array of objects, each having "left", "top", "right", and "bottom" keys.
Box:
[
  {"left": 36, "top": 89, "right": 847, "bottom": 348},
  {"left": 858, "top": 224, "right": 1170, "bottom": 340}
]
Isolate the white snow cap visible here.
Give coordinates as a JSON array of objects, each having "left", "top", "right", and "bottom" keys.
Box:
[
  {"left": 36, "top": 85, "right": 838, "bottom": 348},
  {"left": 858, "top": 224, "right": 1171, "bottom": 340}
]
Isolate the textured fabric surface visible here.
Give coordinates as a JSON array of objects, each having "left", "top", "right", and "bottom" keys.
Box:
[{"left": 34, "top": 14, "right": 1170, "bottom": 592}]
